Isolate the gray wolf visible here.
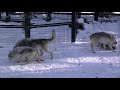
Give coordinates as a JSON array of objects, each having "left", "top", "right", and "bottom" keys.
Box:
[
  {"left": 90, "top": 32, "right": 117, "bottom": 53},
  {"left": 8, "top": 46, "right": 43, "bottom": 64},
  {"left": 13, "top": 30, "right": 56, "bottom": 59}
]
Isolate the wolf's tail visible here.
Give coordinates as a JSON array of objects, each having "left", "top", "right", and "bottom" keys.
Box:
[{"left": 48, "top": 30, "right": 56, "bottom": 42}]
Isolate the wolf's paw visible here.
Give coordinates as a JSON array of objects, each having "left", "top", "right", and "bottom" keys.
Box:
[
  {"left": 36, "top": 59, "right": 44, "bottom": 63},
  {"left": 113, "top": 50, "right": 116, "bottom": 52},
  {"left": 50, "top": 57, "right": 53, "bottom": 59},
  {"left": 16, "top": 61, "right": 20, "bottom": 63},
  {"left": 92, "top": 51, "right": 96, "bottom": 53}
]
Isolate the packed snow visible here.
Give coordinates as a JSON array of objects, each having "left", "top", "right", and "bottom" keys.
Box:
[{"left": 0, "top": 13, "right": 120, "bottom": 78}]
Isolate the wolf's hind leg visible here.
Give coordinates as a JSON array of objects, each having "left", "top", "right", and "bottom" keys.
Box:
[
  {"left": 42, "top": 44, "right": 53, "bottom": 59},
  {"left": 91, "top": 43, "right": 96, "bottom": 53}
]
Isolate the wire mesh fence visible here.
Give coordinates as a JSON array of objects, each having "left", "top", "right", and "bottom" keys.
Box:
[
  {"left": 1, "top": 12, "right": 120, "bottom": 46},
  {"left": 0, "top": 28, "right": 24, "bottom": 46},
  {"left": 0, "top": 13, "right": 72, "bottom": 46}
]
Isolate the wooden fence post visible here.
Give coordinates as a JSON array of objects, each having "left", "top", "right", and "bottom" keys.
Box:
[
  {"left": 5, "top": 12, "right": 11, "bottom": 22},
  {"left": 94, "top": 12, "right": 99, "bottom": 21},
  {"left": 23, "top": 12, "right": 31, "bottom": 38},
  {"left": 71, "top": 12, "right": 77, "bottom": 42},
  {"left": 0, "top": 12, "right": 1, "bottom": 19},
  {"left": 46, "top": 12, "right": 52, "bottom": 22},
  {"left": 76, "top": 12, "right": 81, "bottom": 18}
]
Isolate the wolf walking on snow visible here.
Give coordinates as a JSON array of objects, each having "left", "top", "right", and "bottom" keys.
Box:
[
  {"left": 13, "top": 30, "right": 56, "bottom": 59},
  {"left": 90, "top": 32, "right": 117, "bottom": 53}
]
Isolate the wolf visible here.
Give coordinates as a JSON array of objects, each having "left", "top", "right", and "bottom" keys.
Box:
[
  {"left": 90, "top": 32, "right": 117, "bottom": 53},
  {"left": 13, "top": 30, "right": 56, "bottom": 59},
  {"left": 8, "top": 46, "right": 43, "bottom": 64}
]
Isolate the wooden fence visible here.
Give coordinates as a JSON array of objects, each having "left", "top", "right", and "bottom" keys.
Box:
[{"left": 0, "top": 12, "right": 120, "bottom": 42}]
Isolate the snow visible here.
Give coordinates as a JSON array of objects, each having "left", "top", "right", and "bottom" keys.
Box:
[
  {"left": 0, "top": 14, "right": 120, "bottom": 78},
  {"left": 77, "top": 18, "right": 84, "bottom": 23}
]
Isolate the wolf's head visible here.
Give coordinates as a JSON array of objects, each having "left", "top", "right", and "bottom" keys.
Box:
[
  {"left": 100, "top": 35, "right": 117, "bottom": 50},
  {"left": 111, "top": 34, "right": 117, "bottom": 50},
  {"left": 8, "top": 49, "right": 20, "bottom": 60},
  {"left": 111, "top": 41, "right": 117, "bottom": 50},
  {"left": 8, "top": 51, "right": 14, "bottom": 60}
]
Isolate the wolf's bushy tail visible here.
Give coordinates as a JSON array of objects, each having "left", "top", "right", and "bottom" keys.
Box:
[{"left": 48, "top": 30, "right": 56, "bottom": 42}]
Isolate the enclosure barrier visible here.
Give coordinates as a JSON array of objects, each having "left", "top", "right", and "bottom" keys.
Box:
[
  {"left": 0, "top": 12, "right": 77, "bottom": 42},
  {"left": 1, "top": 12, "right": 119, "bottom": 42}
]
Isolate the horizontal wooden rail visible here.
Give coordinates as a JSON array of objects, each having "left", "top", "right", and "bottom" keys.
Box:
[
  {"left": 0, "top": 22, "right": 71, "bottom": 28},
  {"left": 2, "top": 12, "right": 120, "bottom": 16}
]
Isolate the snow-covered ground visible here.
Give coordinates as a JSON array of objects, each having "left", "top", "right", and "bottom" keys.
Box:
[{"left": 0, "top": 14, "right": 120, "bottom": 78}]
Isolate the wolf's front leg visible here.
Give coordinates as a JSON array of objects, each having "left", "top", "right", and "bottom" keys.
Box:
[
  {"left": 19, "top": 57, "right": 29, "bottom": 65},
  {"left": 50, "top": 52, "right": 53, "bottom": 59},
  {"left": 36, "top": 57, "right": 44, "bottom": 63},
  {"left": 103, "top": 44, "right": 107, "bottom": 50}
]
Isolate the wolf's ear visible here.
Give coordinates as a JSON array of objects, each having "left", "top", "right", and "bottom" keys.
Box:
[{"left": 52, "top": 30, "right": 56, "bottom": 33}]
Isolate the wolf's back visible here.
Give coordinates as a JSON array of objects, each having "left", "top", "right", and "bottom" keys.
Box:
[
  {"left": 14, "top": 38, "right": 33, "bottom": 48},
  {"left": 90, "top": 32, "right": 112, "bottom": 40},
  {"left": 14, "top": 30, "right": 56, "bottom": 48}
]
